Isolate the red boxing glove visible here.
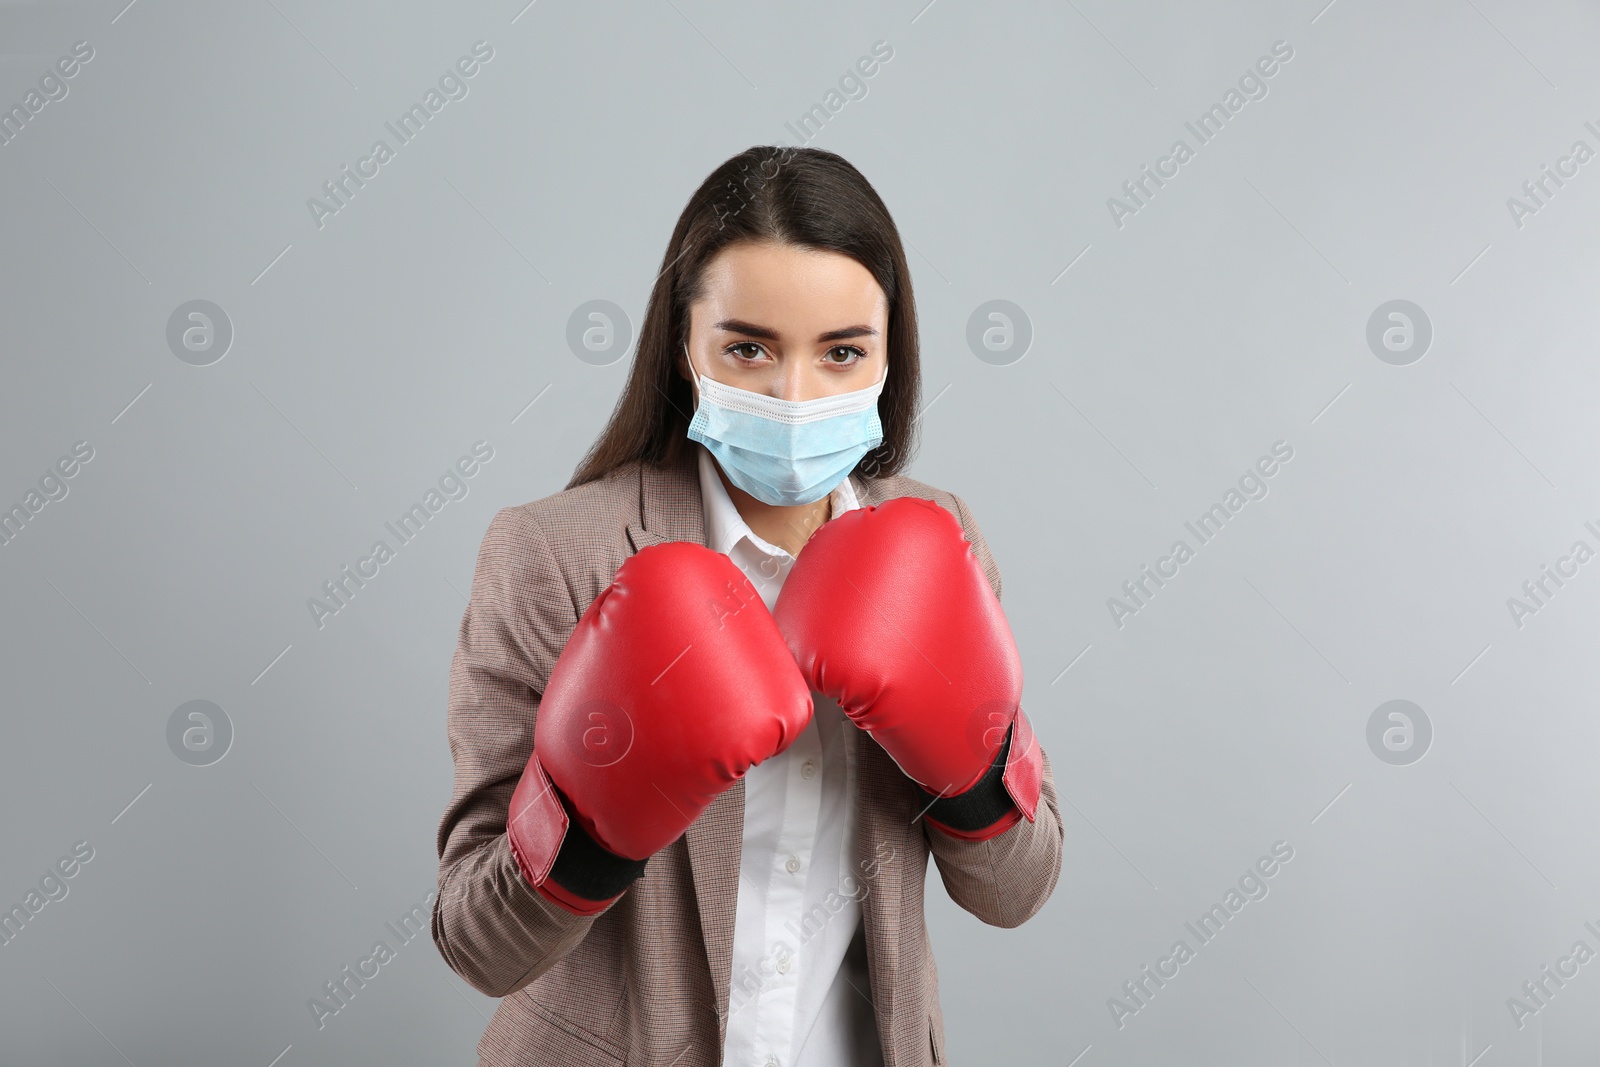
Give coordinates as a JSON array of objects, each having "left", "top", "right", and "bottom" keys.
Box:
[
  {"left": 774, "top": 496, "right": 1042, "bottom": 841},
  {"left": 508, "top": 542, "right": 813, "bottom": 915}
]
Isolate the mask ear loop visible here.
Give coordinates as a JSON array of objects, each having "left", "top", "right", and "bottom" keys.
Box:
[{"left": 682, "top": 341, "right": 708, "bottom": 417}]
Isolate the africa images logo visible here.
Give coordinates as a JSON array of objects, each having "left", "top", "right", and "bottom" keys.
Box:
[
  {"left": 306, "top": 41, "right": 495, "bottom": 230},
  {"left": 1107, "top": 840, "right": 1295, "bottom": 1029},
  {"left": 307, "top": 442, "right": 494, "bottom": 629}
]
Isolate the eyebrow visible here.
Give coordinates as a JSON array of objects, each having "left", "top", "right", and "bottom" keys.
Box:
[{"left": 713, "top": 318, "right": 879, "bottom": 343}]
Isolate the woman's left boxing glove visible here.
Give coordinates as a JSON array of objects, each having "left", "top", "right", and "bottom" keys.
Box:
[{"left": 774, "top": 496, "right": 1042, "bottom": 842}]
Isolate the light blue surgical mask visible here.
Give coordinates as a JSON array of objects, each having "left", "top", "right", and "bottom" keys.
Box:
[{"left": 684, "top": 341, "right": 887, "bottom": 506}]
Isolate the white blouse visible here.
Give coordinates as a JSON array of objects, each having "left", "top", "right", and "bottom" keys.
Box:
[{"left": 697, "top": 445, "right": 884, "bottom": 1067}]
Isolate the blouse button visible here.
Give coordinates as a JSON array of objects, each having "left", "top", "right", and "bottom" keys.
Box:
[
  {"left": 801, "top": 760, "right": 817, "bottom": 780},
  {"left": 785, "top": 855, "right": 801, "bottom": 874}
]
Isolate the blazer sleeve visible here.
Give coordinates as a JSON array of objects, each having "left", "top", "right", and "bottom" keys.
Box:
[
  {"left": 431, "top": 505, "right": 601, "bottom": 997},
  {"left": 922, "top": 492, "right": 1065, "bottom": 929}
]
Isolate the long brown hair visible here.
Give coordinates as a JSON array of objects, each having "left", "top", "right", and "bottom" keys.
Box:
[{"left": 566, "top": 145, "right": 921, "bottom": 489}]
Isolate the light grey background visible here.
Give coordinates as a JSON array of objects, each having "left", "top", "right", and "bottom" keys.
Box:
[{"left": 3, "top": 0, "right": 1598, "bottom": 1063}]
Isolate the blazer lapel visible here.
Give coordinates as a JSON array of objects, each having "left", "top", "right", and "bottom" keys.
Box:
[
  {"left": 625, "top": 453, "right": 748, "bottom": 1033},
  {"left": 852, "top": 710, "right": 909, "bottom": 1035},
  {"left": 841, "top": 471, "right": 914, "bottom": 1034},
  {"left": 851, "top": 471, "right": 884, "bottom": 509},
  {"left": 625, "top": 448, "right": 708, "bottom": 554}
]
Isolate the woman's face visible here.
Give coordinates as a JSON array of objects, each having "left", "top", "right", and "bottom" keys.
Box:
[{"left": 680, "top": 241, "right": 889, "bottom": 404}]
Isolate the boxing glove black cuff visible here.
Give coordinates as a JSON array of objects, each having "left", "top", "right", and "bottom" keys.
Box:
[
  {"left": 546, "top": 788, "right": 650, "bottom": 904},
  {"left": 914, "top": 725, "right": 1017, "bottom": 834}
]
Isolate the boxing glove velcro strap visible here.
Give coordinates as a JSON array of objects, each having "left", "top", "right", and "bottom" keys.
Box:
[
  {"left": 915, "top": 725, "right": 1022, "bottom": 840},
  {"left": 508, "top": 755, "right": 648, "bottom": 915},
  {"left": 545, "top": 788, "right": 650, "bottom": 905}
]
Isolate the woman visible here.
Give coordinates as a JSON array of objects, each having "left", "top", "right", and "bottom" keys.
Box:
[{"left": 433, "top": 146, "right": 1062, "bottom": 1067}]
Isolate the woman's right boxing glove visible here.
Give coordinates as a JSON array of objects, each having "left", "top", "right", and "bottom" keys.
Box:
[{"left": 507, "top": 541, "right": 813, "bottom": 915}]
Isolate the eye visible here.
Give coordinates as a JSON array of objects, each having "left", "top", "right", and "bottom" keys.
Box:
[
  {"left": 824, "top": 345, "right": 866, "bottom": 366},
  {"left": 726, "top": 341, "right": 768, "bottom": 362}
]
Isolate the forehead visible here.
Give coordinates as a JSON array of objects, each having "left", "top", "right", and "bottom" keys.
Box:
[{"left": 695, "top": 242, "right": 887, "bottom": 329}]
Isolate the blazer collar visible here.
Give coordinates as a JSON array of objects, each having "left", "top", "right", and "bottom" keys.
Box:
[
  {"left": 625, "top": 448, "right": 883, "bottom": 554},
  {"left": 625, "top": 449, "right": 705, "bottom": 553}
]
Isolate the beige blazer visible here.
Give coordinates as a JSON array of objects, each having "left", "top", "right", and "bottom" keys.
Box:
[{"left": 432, "top": 448, "right": 1063, "bottom": 1066}]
